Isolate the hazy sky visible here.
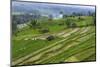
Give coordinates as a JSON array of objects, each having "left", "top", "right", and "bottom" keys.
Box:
[{"left": 12, "top": 1, "right": 95, "bottom": 10}]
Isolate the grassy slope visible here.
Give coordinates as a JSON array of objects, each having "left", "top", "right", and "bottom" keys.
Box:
[
  {"left": 12, "top": 38, "right": 62, "bottom": 61},
  {"left": 34, "top": 27, "right": 95, "bottom": 64},
  {"left": 12, "top": 16, "right": 96, "bottom": 65}
]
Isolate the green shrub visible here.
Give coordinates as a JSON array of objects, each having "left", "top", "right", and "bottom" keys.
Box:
[
  {"left": 40, "top": 28, "right": 49, "bottom": 33},
  {"left": 46, "top": 35, "right": 55, "bottom": 41}
]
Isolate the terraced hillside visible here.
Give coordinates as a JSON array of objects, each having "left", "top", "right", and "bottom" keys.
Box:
[
  {"left": 12, "top": 1, "right": 96, "bottom": 66},
  {"left": 12, "top": 24, "right": 96, "bottom": 66}
]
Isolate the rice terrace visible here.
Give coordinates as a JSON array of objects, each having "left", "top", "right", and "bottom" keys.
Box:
[{"left": 11, "top": 1, "right": 96, "bottom": 66}]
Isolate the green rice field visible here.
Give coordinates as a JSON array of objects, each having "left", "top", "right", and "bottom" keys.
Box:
[{"left": 12, "top": 16, "right": 96, "bottom": 66}]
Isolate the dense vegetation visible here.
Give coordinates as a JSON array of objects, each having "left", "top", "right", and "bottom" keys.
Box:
[{"left": 12, "top": 11, "right": 96, "bottom": 66}]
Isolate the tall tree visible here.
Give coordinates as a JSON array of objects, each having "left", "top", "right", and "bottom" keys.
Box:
[
  {"left": 12, "top": 22, "right": 17, "bottom": 35},
  {"left": 29, "top": 19, "right": 37, "bottom": 29},
  {"left": 48, "top": 14, "right": 53, "bottom": 21}
]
